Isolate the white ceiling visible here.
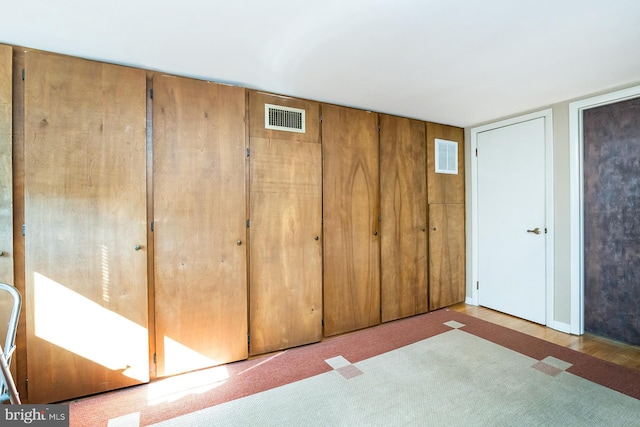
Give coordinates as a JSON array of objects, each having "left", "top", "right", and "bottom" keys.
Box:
[{"left": 1, "top": 0, "right": 639, "bottom": 127}]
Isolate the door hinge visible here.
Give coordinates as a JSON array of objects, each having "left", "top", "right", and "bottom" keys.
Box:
[
  {"left": 149, "top": 88, "right": 153, "bottom": 99},
  {"left": 25, "top": 378, "right": 28, "bottom": 393},
  {"left": 153, "top": 353, "right": 156, "bottom": 364},
  {"left": 246, "top": 148, "right": 250, "bottom": 157},
  {"left": 22, "top": 69, "right": 25, "bottom": 81},
  {"left": 477, "top": 281, "right": 479, "bottom": 290},
  {"left": 321, "top": 318, "right": 324, "bottom": 327},
  {"left": 247, "top": 334, "right": 250, "bottom": 346},
  {"left": 319, "top": 114, "right": 323, "bottom": 122},
  {"left": 545, "top": 228, "right": 548, "bottom": 234},
  {"left": 22, "top": 224, "right": 25, "bottom": 236},
  {"left": 151, "top": 221, "right": 154, "bottom": 232},
  {"left": 475, "top": 148, "right": 478, "bottom": 157},
  {"left": 377, "top": 124, "right": 381, "bottom": 132},
  {"left": 246, "top": 219, "right": 250, "bottom": 228}
]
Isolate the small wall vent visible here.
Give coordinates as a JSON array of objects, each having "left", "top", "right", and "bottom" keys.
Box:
[
  {"left": 435, "top": 138, "right": 458, "bottom": 174},
  {"left": 265, "top": 103, "right": 306, "bottom": 133}
]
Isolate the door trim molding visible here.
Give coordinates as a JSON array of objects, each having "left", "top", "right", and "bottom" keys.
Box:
[
  {"left": 469, "top": 109, "right": 554, "bottom": 326},
  {"left": 568, "top": 84, "right": 640, "bottom": 335}
]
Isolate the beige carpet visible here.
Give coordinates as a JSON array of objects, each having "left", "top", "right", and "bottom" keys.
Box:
[{"left": 104, "top": 319, "right": 639, "bottom": 427}]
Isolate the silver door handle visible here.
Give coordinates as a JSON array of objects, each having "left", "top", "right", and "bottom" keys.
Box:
[{"left": 526, "top": 227, "right": 541, "bottom": 235}]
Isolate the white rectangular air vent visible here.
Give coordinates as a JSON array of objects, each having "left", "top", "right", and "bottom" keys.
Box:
[
  {"left": 265, "top": 103, "right": 306, "bottom": 133},
  {"left": 435, "top": 138, "right": 458, "bottom": 174}
]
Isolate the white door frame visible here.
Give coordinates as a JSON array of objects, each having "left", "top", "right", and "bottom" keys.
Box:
[
  {"left": 470, "top": 109, "right": 554, "bottom": 327},
  {"left": 568, "top": 84, "right": 640, "bottom": 335}
]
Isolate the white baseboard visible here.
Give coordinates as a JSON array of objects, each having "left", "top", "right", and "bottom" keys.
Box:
[{"left": 465, "top": 296, "right": 476, "bottom": 305}]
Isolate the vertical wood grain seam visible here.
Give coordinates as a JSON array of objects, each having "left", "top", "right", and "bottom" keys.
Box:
[{"left": 145, "top": 74, "right": 156, "bottom": 381}]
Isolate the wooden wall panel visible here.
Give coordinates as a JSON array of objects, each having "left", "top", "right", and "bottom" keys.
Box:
[
  {"left": 379, "top": 115, "right": 428, "bottom": 322},
  {"left": 153, "top": 75, "right": 248, "bottom": 376},
  {"left": 249, "top": 137, "right": 323, "bottom": 355},
  {"left": 24, "top": 51, "right": 148, "bottom": 403},
  {"left": 249, "top": 92, "right": 322, "bottom": 354},
  {"left": 429, "top": 203, "right": 465, "bottom": 310},
  {"left": 426, "top": 123, "right": 464, "bottom": 204},
  {"left": 0, "top": 44, "right": 13, "bottom": 285},
  {"left": 11, "top": 48, "right": 27, "bottom": 401},
  {"left": 248, "top": 91, "right": 322, "bottom": 355},
  {"left": 0, "top": 44, "right": 16, "bottom": 395},
  {"left": 322, "top": 104, "right": 380, "bottom": 336}
]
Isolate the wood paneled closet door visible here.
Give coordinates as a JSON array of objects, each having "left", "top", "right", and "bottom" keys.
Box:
[
  {"left": 322, "top": 104, "right": 380, "bottom": 336},
  {"left": 0, "top": 45, "right": 15, "bottom": 386},
  {"left": 379, "top": 115, "right": 428, "bottom": 322},
  {"left": 248, "top": 91, "right": 323, "bottom": 355},
  {"left": 153, "top": 75, "right": 248, "bottom": 376},
  {"left": 426, "top": 123, "right": 465, "bottom": 310},
  {"left": 0, "top": 45, "right": 12, "bottom": 287},
  {"left": 23, "top": 52, "right": 149, "bottom": 403},
  {"left": 428, "top": 203, "right": 465, "bottom": 309}
]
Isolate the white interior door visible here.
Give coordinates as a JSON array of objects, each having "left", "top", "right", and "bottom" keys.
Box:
[{"left": 477, "top": 117, "right": 547, "bottom": 324}]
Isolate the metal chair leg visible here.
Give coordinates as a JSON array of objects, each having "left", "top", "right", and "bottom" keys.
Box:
[
  {"left": 0, "top": 343, "right": 20, "bottom": 404},
  {"left": 0, "top": 283, "right": 22, "bottom": 404}
]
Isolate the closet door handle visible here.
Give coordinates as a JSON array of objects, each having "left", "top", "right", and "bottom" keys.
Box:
[{"left": 526, "top": 227, "right": 541, "bottom": 235}]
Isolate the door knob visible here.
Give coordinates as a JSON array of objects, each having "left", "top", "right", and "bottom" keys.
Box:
[
  {"left": 134, "top": 245, "right": 142, "bottom": 251},
  {"left": 237, "top": 240, "right": 242, "bottom": 246},
  {"left": 314, "top": 236, "right": 319, "bottom": 241},
  {"left": 526, "top": 227, "right": 541, "bottom": 235},
  {"left": 0, "top": 251, "right": 3, "bottom": 256}
]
